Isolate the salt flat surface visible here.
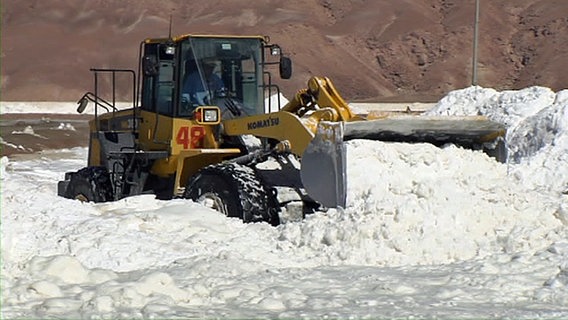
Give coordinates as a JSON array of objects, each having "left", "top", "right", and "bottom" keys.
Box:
[{"left": 2, "top": 86, "right": 568, "bottom": 318}]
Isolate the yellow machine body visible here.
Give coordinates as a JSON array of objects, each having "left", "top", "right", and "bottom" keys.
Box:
[{"left": 59, "top": 33, "right": 506, "bottom": 224}]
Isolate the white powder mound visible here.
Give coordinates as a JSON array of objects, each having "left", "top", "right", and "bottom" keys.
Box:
[
  {"left": 428, "top": 86, "right": 568, "bottom": 195},
  {"left": 277, "top": 140, "right": 564, "bottom": 267},
  {"left": 426, "top": 86, "right": 556, "bottom": 128},
  {"left": 274, "top": 86, "right": 568, "bottom": 267}
]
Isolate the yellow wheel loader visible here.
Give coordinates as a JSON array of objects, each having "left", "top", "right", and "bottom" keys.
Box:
[{"left": 58, "top": 34, "right": 506, "bottom": 225}]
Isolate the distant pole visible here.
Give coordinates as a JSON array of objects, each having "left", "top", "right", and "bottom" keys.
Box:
[{"left": 472, "top": 0, "right": 480, "bottom": 85}]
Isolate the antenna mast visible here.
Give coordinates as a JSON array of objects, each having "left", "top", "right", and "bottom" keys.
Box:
[{"left": 168, "top": 14, "right": 173, "bottom": 39}]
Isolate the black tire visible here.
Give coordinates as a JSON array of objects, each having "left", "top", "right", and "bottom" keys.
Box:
[
  {"left": 64, "top": 166, "right": 114, "bottom": 203},
  {"left": 183, "top": 163, "right": 280, "bottom": 225}
]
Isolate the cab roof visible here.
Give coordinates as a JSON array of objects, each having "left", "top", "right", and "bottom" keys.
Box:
[{"left": 143, "top": 34, "right": 269, "bottom": 44}]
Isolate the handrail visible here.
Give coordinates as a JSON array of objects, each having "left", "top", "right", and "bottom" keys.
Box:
[
  {"left": 262, "top": 71, "right": 282, "bottom": 113},
  {"left": 85, "top": 68, "right": 137, "bottom": 133}
]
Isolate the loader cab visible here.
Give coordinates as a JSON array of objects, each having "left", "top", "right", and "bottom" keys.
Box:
[
  {"left": 140, "top": 35, "right": 290, "bottom": 119},
  {"left": 141, "top": 42, "right": 176, "bottom": 115}
]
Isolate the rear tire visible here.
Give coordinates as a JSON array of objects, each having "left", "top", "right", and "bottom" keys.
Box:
[
  {"left": 184, "top": 163, "right": 280, "bottom": 225},
  {"left": 64, "top": 166, "right": 114, "bottom": 203}
]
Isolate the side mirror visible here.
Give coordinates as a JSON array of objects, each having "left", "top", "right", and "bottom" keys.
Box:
[
  {"left": 76, "top": 97, "right": 89, "bottom": 114},
  {"left": 142, "top": 55, "right": 159, "bottom": 77},
  {"left": 279, "top": 56, "right": 292, "bottom": 79}
]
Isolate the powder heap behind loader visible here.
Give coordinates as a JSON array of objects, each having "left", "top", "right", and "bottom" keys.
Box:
[{"left": 58, "top": 34, "right": 506, "bottom": 225}]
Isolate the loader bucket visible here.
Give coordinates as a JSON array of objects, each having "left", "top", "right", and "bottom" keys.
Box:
[
  {"left": 343, "top": 115, "right": 506, "bottom": 149},
  {"left": 301, "top": 121, "right": 347, "bottom": 209},
  {"left": 300, "top": 116, "right": 506, "bottom": 208}
]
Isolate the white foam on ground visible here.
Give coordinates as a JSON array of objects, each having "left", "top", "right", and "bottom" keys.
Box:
[{"left": 2, "top": 87, "right": 568, "bottom": 318}]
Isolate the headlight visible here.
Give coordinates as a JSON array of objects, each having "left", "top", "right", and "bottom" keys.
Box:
[
  {"left": 194, "top": 106, "right": 221, "bottom": 125},
  {"left": 204, "top": 109, "right": 218, "bottom": 122}
]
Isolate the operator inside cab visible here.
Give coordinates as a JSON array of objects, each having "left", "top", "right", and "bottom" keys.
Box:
[
  {"left": 176, "top": 38, "right": 265, "bottom": 118},
  {"left": 182, "top": 58, "right": 226, "bottom": 108}
]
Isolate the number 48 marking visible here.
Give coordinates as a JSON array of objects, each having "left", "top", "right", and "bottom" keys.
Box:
[{"left": 176, "top": 126, "right": 205, "bottom": 149}]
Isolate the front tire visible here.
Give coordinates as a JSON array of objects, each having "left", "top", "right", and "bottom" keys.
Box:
[
  {"left": 184, "top": 163, "right": 279, "bottom": 225},
  {"left": 64, "top": 166, "right": 114, "bottom": 202}
]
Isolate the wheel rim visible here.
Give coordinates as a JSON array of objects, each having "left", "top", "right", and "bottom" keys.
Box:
[
  {"left": 75, "top": 193, "right": 89, "bottom": 202},
  {"left": 197, "top": 192, "right": 228, "bottom": 216}
]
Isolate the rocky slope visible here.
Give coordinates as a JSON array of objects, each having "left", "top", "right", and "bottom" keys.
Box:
[{"left": 2, "top": 0, "right": 567, "bottom": 102}]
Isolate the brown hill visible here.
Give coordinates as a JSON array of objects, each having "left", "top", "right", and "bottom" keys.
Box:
[{"left": 2, "top": 0, "right": 567, "bottom": 102}]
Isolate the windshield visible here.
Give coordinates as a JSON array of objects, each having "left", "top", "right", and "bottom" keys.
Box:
[{"left": 180, "top": 37, "right": 263, "bottom": 118}]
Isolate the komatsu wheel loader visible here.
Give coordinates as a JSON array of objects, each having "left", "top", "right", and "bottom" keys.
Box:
[{"left": 58, "top": 34, "right": 506, "bottom": 225}]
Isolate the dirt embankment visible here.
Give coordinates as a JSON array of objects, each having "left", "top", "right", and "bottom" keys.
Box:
[{"left": 2, "top": 0, "right": 567, "bottom": 103}]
